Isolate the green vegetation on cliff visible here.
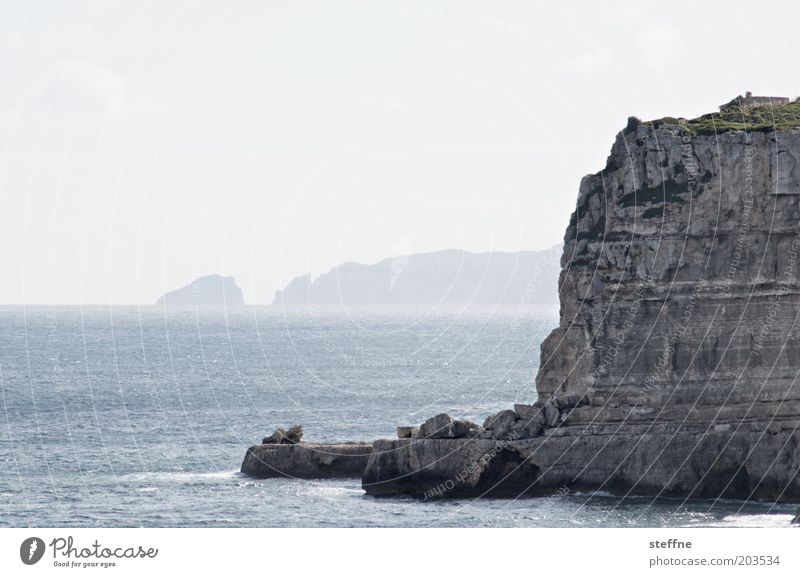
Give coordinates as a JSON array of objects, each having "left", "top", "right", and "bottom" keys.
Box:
[{"left": 653, "top": 97, "right": 800, "bottom": 134}]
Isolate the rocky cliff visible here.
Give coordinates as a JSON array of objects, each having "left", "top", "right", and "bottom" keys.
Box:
[
  {"left": 538, "top": 114, "right": 800, "bottom": 418},
  {"left": 362, "top": 102, "right": 800, "bottom": 501}
]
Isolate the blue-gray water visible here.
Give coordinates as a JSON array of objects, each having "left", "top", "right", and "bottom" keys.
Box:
[{"left": 0, "top": 305, "right": 795, "bottom": 527}]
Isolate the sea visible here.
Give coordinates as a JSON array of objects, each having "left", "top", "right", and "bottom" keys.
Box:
[{"left": 0, "top": 305, "right": 795, "bottom": 527}]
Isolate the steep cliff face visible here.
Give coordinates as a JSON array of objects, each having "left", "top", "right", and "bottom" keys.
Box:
[{"left": 538, "top": 119, "right": 800, "bottom": 424}]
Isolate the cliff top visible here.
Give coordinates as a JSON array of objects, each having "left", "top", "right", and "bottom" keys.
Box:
[{"left": 649, "top": 95, "right": 800, "bottom": 134}]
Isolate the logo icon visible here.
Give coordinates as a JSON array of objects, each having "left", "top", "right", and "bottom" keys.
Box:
[{"left": 20, "top": 537, "right": 45, "bottom": 565}]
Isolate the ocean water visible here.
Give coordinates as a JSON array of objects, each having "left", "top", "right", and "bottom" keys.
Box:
[{"left": 0, "top": 305, "right": 795, "bottom": 528}]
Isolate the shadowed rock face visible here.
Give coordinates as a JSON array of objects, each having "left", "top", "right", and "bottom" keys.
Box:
[
  {"left": 241, "top": 443, "right": 372, "bottom": 479},
  {"left": 363, "top": 438, "right": 539, "bottom": 499},
  {"left": 363, "top": 429, "right": 799, "bottom": 500},
  {"left": 362, "top": 115, "right": 800, "bottom": 501},
  {"left": 157, "top": 274, "right": 244, "bottom": 306}
]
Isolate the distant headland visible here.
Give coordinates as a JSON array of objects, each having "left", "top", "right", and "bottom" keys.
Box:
[{"left": 273, "top": 247, "right": 561, "bottom": 306}]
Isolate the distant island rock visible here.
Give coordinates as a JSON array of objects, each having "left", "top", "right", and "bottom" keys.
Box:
[
  {"left": 273, "top": 248, "right": 561, "bottom": 306},
  {"left": 156, "top": 274, "right": 244, "bottom": 306}
]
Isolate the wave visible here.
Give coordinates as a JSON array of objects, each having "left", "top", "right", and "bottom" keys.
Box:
[
  {"left": 121, "top": 469, "right": 243, "bottom": 483},
  {"left": 711, "top": 514, "right": 795, "bottom": 528}
]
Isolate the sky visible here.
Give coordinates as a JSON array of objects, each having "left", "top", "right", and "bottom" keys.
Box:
[{"left": 1, "top": 0, "right": 799, "bottom": 304}]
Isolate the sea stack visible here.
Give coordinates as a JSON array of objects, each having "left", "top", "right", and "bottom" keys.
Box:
[
  {"left": 363, "top": 97, "right": 800, "bottom": 500},
  {"left": 157, "top": 274, "right": 244, "bottom": 306}
]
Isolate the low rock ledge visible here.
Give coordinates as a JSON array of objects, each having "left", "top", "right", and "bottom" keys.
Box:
[{"left": 241, "top": 442, "right": 372, "bottom": 479}]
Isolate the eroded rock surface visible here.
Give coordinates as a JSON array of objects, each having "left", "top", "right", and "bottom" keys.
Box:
[
  {"left": 261, "top": 425, "right": 304, "bottom": 445},
  {"left": 363, "top": 428, "right": 800, "bottom": 500},
  {"left": 363, "top": 436, "right": 536, "bottom": 499},
  {"left": 417, "top": 413, "right": 482, "bottom": 439},
  {"left": 241, "top": 443, "right": 372, "bottom": 479}
]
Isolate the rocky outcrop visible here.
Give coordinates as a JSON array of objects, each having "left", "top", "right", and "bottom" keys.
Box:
[
  {"left": 241, "top": 442, "right": 372, "bottom": 479},
  {"left": 363, "top": 437, "right": 538, "bottom": 499},
  {"left": 261, "top": 425, "right": 304, "bottom": 445},
  {"left": 157, "top": 274, "right": 244, "bottom": 305},
  {"left": 363, "top": 428, "right": 800, "bottom": 500},
  {"left": 273, "top": 248, "right": 561, "bottom": 306},
  {"left": 396, "top": 426, "right": 419, "bottom": 439},
  {"left": 416, "top": 413, "right": 483, "bottom": 439},
  {"left": 362, "top": 104, "right": 800, "bottom": 502}
]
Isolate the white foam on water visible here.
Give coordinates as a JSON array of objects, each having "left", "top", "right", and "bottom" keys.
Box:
[
  {"left": 123, "top": 470, "right": 242, "bottom": 483},
  {"left": 571, "top": 490, "right": 616, "bottom": 498},
  {"left": 711, "top": 514, "right": 794, "bottom": 528}
]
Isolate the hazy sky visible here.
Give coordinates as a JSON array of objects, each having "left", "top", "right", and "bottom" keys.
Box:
[{"left": 1, "top": 0, "right": 798, "bottom": 304}]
